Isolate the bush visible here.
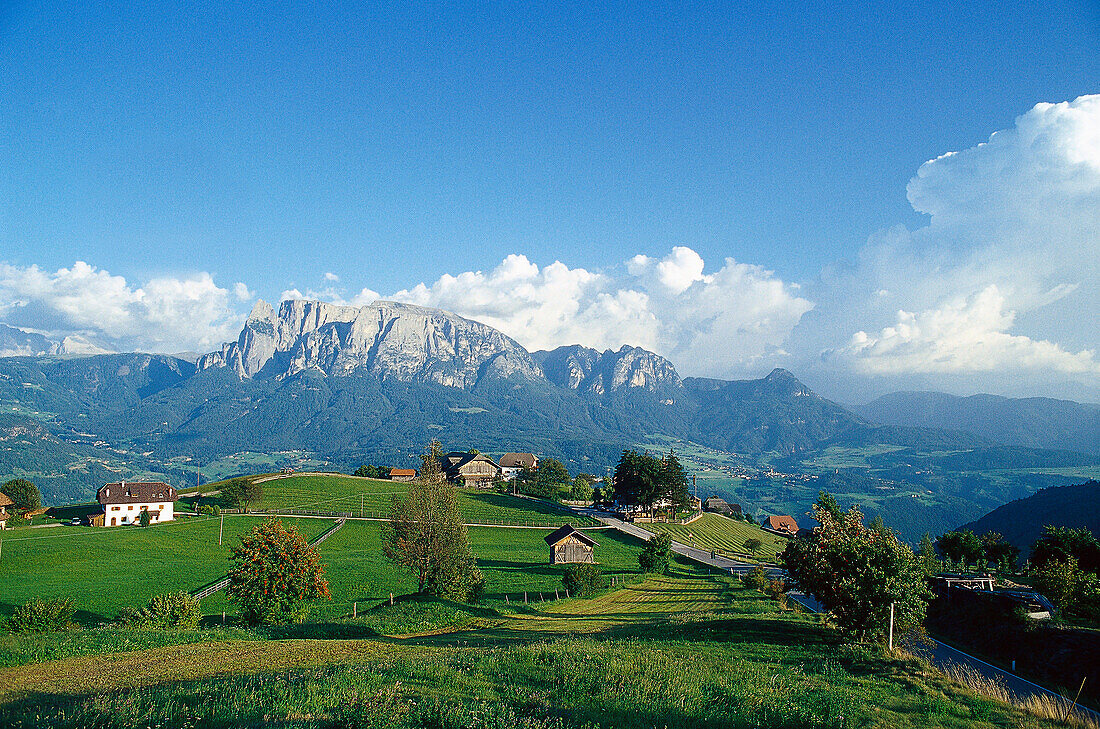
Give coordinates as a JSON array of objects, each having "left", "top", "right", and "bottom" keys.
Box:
[
  {"left": 745, "top": 565, "right": 768, "bottom": 591},
  {"left": 5, "top": 597, "right": 77, "bottom": 633},
  {"left": 638, "top": 533, "right": 672, "bottom": 574},
  {"left": 561, "top": 563, "right": 606, "bottom": 597},
  {"left": 117, "top": 592, "right": 202, "bottom": 629}
]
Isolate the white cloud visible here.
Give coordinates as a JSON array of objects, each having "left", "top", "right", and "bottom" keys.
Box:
[
  {"left": 0, "top": 261, "right": 245, "bottom": 353},
  {"left": 324, "top": 272, "right": 340, "bottom": 282},
  {"left": 799, "top": 95, "right": 1100, "bottom": 394},
  {"left": 838, "top": 286, "right": 1099, "bottom": 375},
  {"left": 233, "top": 282, "right": 253, "bottom": 301},
  {"left": 389, "top": 248, "right": 812, "bottom": 376}
]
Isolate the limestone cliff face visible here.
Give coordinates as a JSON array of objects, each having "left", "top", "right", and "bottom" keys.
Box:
[
  {"left": 533, "top": 344, "right": 682, "bottom": 395},
  {"left": 198, "top": 299, "right": 544, "bottom": 389}
]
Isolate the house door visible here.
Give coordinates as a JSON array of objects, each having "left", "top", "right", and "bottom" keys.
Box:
[{"left": 110, "top": 517, "right": 116, "bottom": 526}]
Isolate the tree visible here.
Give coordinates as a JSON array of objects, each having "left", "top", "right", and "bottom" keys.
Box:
[
  {"left": 221, "top": 477, "right": 263, "bottom": 511},
  {"left": 382, "top": 441, "right": 484, "bottom": 601},
  {"left": 1031, "top": 526, "right": 1100, "bottom": 574},
  {"left": 570, "top": 477, "right": 594, "bottom": 503},
  {"left": 744, "top": 538, "right": 763, "bottom": 558},
  {"left": 639, "top": 533, "right": 672, "bottom": 573},
  {"left": 1030, "top": 557, "right": 1083, "bottom": 611},
  {"left": 227, "top": 518, "right": 330, "bottom": 625},
  {"left": 2, "top": 478, "right": 40, "bottom": 512},
  {"left": 918, "top": 533, "right": 940, "bottom": 572},
  {"left": 936, "top": 530, "right": 984, "bottom": 567},
  {"left": 138, "top": 509, "right": 151, "bottom": 528},
  {"left": 781, "top": 492, "right": 931, "bottom": 641},
  {"left": 354, "top": 464, "right": 389, "bottom": 479},
  {"left": 536, "top": 458, "right": 570, "bottom": 491},
  {"left": 658, "top": 450, "right": 691, "bottom": 513},
  {"left": 614, "top": 449, "right": 691, "bottom": 517},
  {"left": 562, "top": 563, "right": 605, "bottom": 597},
  {"left": 980, "top": 532, "right": 1020, "bottom": 571}
]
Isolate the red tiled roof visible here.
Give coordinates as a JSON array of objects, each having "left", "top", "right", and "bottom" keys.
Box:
[
  {"left": 765, "top": 515, "right": 799, "bottom": 532},
  {"left": 390, "top": 468, "right": 417, "bottom": 477}
]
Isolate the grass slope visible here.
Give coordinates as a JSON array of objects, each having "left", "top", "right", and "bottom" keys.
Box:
[
  {"left": 0, "top": 516, "right": 330, "bottom": 623},
  {"left": 0, "top": 571, "right": 1067, "bottom": 729},
  {"left": 189, "top": 472, "right": 599, "bottom": 526},
  {"left": 644, "top": 512, "right": 788, "bottom": 560}
]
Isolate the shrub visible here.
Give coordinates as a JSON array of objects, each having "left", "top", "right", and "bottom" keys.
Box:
[
  {"left": 5, "top": 597, "right": 77, "bottom": 633},
  {"left": 562, "top": 563, "right": 606, "bottom": 597},
  {"left": 639, "top": 533, "right": 672, "bottom": 573},
  {"left": 117, "top": 592, "right": 202, "bottom": 629},
  {"left": 745, "top": 565, "right": 768, "bottom": 591}
]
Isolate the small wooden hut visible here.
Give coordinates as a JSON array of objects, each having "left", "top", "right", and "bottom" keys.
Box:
[{"left": 544, "top": 524, "right": 598, "bottom": 565}]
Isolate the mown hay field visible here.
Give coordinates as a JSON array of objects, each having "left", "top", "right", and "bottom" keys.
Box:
[{"left": 644, "top": 512, "right": 788, "bottom": 560}]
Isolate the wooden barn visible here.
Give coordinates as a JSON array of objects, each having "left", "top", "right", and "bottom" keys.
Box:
[{"left": 544, "top": 524, "right": 598, "bottom": 565}]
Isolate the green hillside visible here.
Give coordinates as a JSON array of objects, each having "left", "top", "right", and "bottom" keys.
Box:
[
  {"left": 187, "top": 472, "right": 599, "bottom": 526},
  {"left": 644, "top": 512, "right": 788, "bottom": 561},
  {"left": 0, "top": 515, "right": 330, "bottom": 622}
]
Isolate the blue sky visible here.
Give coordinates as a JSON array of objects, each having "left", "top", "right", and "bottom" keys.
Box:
[{"left": 1, "top": 1, "right": 1098, "bottom": 401}]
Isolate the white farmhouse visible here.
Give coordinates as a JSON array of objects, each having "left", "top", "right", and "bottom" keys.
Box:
[{"left": 96, "top": 481, "right": 178, "bottom": 527}]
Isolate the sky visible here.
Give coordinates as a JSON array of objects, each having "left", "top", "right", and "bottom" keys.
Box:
[{"left": 1, "top": 1, "right": 1098, "bottom": 403}]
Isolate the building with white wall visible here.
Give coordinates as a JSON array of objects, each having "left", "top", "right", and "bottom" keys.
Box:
[{"left": 96, "top": 481, "right": 178, "bottom": 527}]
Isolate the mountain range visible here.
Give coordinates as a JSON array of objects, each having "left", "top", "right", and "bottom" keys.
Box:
[
  {"left": 1, "top": 299, "right": 1097, "bottom": 541},
  {"left": 959, "top": 480, "right": 1100, "bottom": 552}
]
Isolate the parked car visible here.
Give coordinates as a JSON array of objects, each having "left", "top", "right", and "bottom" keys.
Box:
[{"left": 69, "top": 517, "right": 82, "bottom": 526}]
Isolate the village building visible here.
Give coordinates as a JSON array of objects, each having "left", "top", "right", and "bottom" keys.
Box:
[
  {"left": 499, "top": 452, "right": 538, "bottom": 480},
  {"left": 703, "top": 496, "right": 741, "bottom": 517},
  {"left": 442, "top": 452, "right": 501, "bottom": 488},
  {"left": 96, "top": 481, "right": 178, "bottom": 527},
  {"left": 389, "top": 468, "right": 417, "bottom": 482},
  {"left": 763, "top": 514, "right": 799, "bottom": 535},
  {"left": 544, "top": 524, "right": 598, "bottom": 564},
  {"left": 0, "top": 492, "right": 12, "bottom": 530}
]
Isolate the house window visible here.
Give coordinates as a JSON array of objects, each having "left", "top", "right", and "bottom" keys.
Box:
[
  {"left": 112, "top": 506, "right": 121, "bottom": 511},
  {"left": 128, "top": 505, "right": 134, "bottom": 511}
]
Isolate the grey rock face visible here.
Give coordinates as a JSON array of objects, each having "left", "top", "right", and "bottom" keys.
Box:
[
  {"left": 534, "top": 344, "right": 682, "bottom": 395},
  {"left": 0, "top": 323, "right": 60, "bottom": 357},
  {"left": 198, "top": 299, "right": 544, "bottom": 389}
]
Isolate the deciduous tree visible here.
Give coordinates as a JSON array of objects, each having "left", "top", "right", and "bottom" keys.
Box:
[
  {"left": 639, "top": 533, "right": 672, "bottom": 573},
  {"left": 936, "top": 530, "right": 984, "bottom": 568},
  {"left": 227, "top": 518, "right": 330, "bottom": 625},
  {"left": 781, "top": 492, "right": 931, "bottom": 641},
  {"left": 382, "top": 440, "right": 484, "bottom": 601},
  {"left": 2, "top": 478, "right": 40, "bottom": 512}
]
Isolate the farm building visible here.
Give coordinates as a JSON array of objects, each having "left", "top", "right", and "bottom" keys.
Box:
[
  {"left": 443, "top": 452, "right": 501, "bottom": 488},
  {"left": 703, "top": 496, "right": 741, "bottom": 517},
  {"left": 499, "top": 452, "right": 538, "bottom": 480},
  {"left": 97, "top": 481, "right": 178, "bottom": 527},
  {"left": 0, "top": 492, "right": 11, "bottom": 530},
  {"left": 390, "top": 468, "right": 417, "bottom": 482},
  {"left": 544, "top": 524, "right": 598, "bottom": 564},
  {"left": 763, "top": 515, "right": 799, "bottom": 535}
]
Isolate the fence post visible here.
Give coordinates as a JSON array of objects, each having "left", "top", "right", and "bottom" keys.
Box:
[
  {"left": 566, "top": 589, "right": 570, "bottom": 599},
  {"left": 524, "top": 591, "right": 528, "bottom": 605},
  {"left": 353, "top": 602, "right": 357, "bottom": 618},
  {"left": 390, "top": 592, "right": 394, "bottom": 606},
  {"left": 555, "top": 588, "right": 559, "bottom": 600},
  {"left": 505, "top": 594, "right": 509, "bottom": 605},
  {"left": 222, "top": 611, "right": 225, "bottom": 624}
]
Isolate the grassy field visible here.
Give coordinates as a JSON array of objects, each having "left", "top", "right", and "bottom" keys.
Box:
[
  {"left": 187, "top": 473, "right": 599, "bottom": 526},
  {"left": 0, "top": 571, "right": 1071, "bottom": 729},
  {"left": 643, "top": 512, "right": 788, "bottom": 560},
  {"left": 0, "top": 515, "right": 331, "bottom": 623}
]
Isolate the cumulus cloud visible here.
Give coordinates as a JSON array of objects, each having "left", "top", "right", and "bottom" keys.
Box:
[
  {"left": 323, "top": 272, "right": 340, "bottom": 282},
  {"left": 798, "top": 95, "right": 1100, "bottom": 395},
  {"left": 389, "top": 248, "right": 812, "bottom": 376},
  {"left": 839, "top": 286, "right": 1099, "bottom": 375},
  {"left": 0, "top": 261, "right": 245, "bottom": 353}
]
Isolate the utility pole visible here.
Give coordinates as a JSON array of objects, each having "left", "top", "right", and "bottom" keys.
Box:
[
  {"left": 218, "top": 514, "right": 224, "bottom": 546},
  {"left": 888, "top": 602, "right": 895, "bottom": 651}
]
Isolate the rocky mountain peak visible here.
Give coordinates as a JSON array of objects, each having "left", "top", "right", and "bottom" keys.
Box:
[
  {"left": 198, "top": 299, "right": 544, "bottom": 389},
  {"left": 533, "top": 344, "right": 682, "bottom": 395}
]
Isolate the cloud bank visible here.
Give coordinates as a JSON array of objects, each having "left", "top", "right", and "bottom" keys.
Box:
[{"left": 0, "top": 262, "right": 247, "bottom": 353}]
